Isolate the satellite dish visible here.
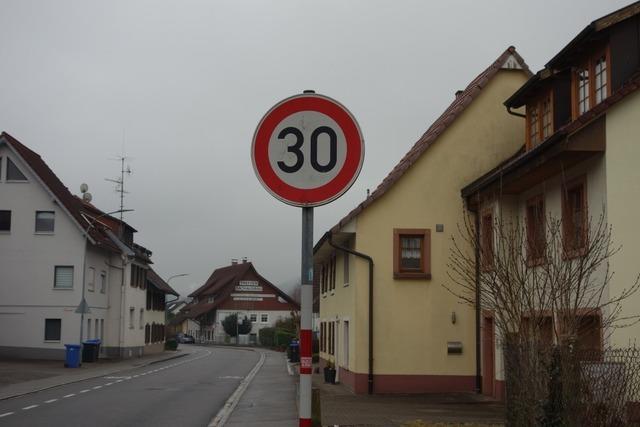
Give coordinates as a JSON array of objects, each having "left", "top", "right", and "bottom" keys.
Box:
[
  {"left": 82, "top": 192, "right": 93, "bottom": 203},
  {"left": 80, "top": 183, "right": 89, "bottom": 193}
]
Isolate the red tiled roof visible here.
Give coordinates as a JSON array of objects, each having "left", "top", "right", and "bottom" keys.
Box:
[
  {"left": 189, "top": 262, "right": 253, "bottom": 297},
  {"left": 327, "top": 47, "right": 531, "bottom": 235},
  {"left": 1, "top": 132, "right": 135, "bottom": 254},
  {"left": 147, "top": 268, "right": 179, "bottom": 296}
]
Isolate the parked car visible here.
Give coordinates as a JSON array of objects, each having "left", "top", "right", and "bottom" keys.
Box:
[{"left": 175, "top": 333, "right": 195, "bottom": 344}]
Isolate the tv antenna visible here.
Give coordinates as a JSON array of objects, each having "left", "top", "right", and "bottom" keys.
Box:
[{"left": 105, "top": 156, "right": 132, "bottom": 228}]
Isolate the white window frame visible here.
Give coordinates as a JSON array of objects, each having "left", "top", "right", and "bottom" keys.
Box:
[
  {"left": 139, "top": 309, "right": 144, "bottom": 329},
  {"left": 129, "top": 307, "right": 135, "bottom": 329},
  {"left": 35, "top": 210, "right": 55, "bottom": 234},
  {"left": 54, "top": 266, "right": 74, "bottom": 289},
  {"left": 100, "top": 271, "right": 107, "bottom": 293},
  {"left": 250, "top": 313, "right": 257, "bottom": 322},
  {"left": 87, "top": 267, "right": 95, "bottom": 292},
  {"left": 260, "top": 314, "right": 269, "bottom": 323}
]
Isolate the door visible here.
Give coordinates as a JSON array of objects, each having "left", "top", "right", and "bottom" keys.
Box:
[
  {"left": 482, "top": 316, "right": 495, "bottom": 397},
  {"left": 343, "top": 321, "right": 349, "bottom": 370}
]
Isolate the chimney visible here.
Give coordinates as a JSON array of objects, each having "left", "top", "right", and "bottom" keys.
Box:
[
  {"left": 231, "top": 258, "right": 238, "bottom": 265},
  {"left": 242, "top": 257, "right": 248, "bottom": 264}
]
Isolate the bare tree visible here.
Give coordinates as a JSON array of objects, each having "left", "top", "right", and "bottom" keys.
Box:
[{"left": 446, "top": 208, "right": 640, "bottom": 426}]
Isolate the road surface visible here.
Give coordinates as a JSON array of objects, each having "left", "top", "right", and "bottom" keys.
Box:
[{"left": 0, "top": 346, "right": 260, "bottom": 427}]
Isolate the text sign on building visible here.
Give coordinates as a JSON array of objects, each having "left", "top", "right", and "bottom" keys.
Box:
[
  {"left": 235, "top": 280, "right": 262, "bottom": 292},
  {"left": 251, "top": 93, "right": 364, "bottom": 207}
]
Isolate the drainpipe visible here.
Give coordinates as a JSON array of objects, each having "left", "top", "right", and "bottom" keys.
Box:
[
  {"left": 327, "top": 233, "right": 375, "bottom": 395},
  {"left": 469, "top": 201, "right": 482, "bottom": 394}
]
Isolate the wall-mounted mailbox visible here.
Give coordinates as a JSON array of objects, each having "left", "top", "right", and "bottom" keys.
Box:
[{"left": 447, "top": 341, "right": 463, "bottom": 355}]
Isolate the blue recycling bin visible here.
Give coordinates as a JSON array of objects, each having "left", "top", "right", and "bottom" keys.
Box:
[
  {"left": 289, "top": 339, "right": 300, "bottom": 363},
  {"left": 64, "top": 344, "right": 81, "bottom": 368}
]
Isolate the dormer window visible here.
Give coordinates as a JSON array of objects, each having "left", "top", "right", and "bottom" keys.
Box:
[
  {"left": 526, "top": 90, "right": 553, "bottom": 149},
  {"left": 572, "top": 46, "right": 610, "bottom": 118}
]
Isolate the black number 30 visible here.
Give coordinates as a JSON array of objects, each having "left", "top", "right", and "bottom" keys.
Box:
[{"left": 277, "top": 126, "right": 337, "bottom": 173}]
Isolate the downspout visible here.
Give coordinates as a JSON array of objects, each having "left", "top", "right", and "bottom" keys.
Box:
[
  {"left": 327, "top": 232, "right": 375, "bottom": 395},
  {"left": 473, "top": 204, "right": 482, "bottom": 394}
]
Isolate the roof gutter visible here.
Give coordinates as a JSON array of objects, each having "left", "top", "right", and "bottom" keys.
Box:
[
  {"left": 327, "top": 232, "right": 375, "bottom": 395},
  {"left": 506, "top": 106, "right": 526, "bottom": 118}
]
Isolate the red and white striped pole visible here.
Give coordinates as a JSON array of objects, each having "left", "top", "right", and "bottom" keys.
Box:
[{"left": 299, "top": 206, "right": 313, "bottom": 427}]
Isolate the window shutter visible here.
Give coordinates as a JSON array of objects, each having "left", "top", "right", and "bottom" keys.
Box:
[{"left": 55, "top": 266, "right": 74, "bottom": 288}]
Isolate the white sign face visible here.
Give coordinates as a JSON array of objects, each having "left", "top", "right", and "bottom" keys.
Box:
[
  {"left": 235, "top": 281, "right": 262, "bottom": 292},
  {"left": 233, "top": 296, "right": 263, "bottom": 302},
  {"left": 268, "top": 111, "right": 348, "bottom": 190}
]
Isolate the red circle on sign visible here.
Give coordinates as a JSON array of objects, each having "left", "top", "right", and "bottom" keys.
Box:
[{"left": 252, "top": 93, "right": 364, "bottom": 207}]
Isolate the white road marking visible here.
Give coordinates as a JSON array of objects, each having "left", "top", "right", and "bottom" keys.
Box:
[
  {"left": 115, "top": 380, "right": 123, "bottom": 383},
  {"left": 105, "top": 382, "right": 113, "bottom": 386},
  {"left": 22, "top": 405, "right": 38, "bottom": 410},
  {"left": 44, "top": 399, "right": 58, "bottom": 404},
  {"left": 0, "top": 412, "right": 14, "bottom": 418},
  {"left": 63, "top": 394, "right": 75, "bottom": 398},
  {"left": 79, "top": 389, "right": 90, "bottom": 393},
  {"left": 132, "top": 375, "right": 139, "bottom": 378},
  {"left": 93, "top": 386, "right": 102, "bottom": 390}
]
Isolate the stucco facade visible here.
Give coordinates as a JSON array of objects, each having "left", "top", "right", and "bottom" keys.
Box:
[
  {"left": 314, "top": 49, "right": 530, "bottom": 394},
  {"left": 0, "top": 134, "right": 177, "bottom": 360}
]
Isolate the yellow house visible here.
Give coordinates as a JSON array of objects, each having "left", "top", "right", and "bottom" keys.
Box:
[
  {"left": 461, "top": 2, "right": 640, "bottom": 398},
  {"left": 314, "top": 47, "right": 530, "bottom": 395}
]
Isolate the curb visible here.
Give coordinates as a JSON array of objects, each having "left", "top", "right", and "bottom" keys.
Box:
[
  {"left": 0, "top": 350, "right": 191, "bottom": 401},
  {"left": 207, "top": 350, "right": 266, "bottom": 427}
]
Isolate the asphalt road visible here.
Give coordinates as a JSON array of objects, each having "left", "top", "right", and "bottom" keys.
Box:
[{"left": 0, "top": 346, "right": 260, "bottom": 427}]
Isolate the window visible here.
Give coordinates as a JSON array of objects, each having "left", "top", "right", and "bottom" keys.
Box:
[
  {"left": 100, "top": 271, "right": 107, "bottom": 293},
  {"left": 393, "top": 228, "right": 431, "bottom": 279},
  {"left": 250, "top": 313, "right": 257, "bottom": 322},
  {"left": 130, "top": 265, "right": 147, "bottom": 288},
  {"left": 541, "top": 95, "right": 553, "bottom": 139},
  {"left": 44, "top": 319, "right": 61, "bottom": 341},
  {"left": 207, "top": 295, "right": 215, "bottom": 303},
  {"left": 528, "top": 104, "right": 539, "bottom": 146},
  {"left": 100, "top": 319, "right": 104, "bottom": 340},
  {"left": 526, "top": 91, "right": 553, "bottom": 149},
  {"left": 573, "top": 47, "right": 610, "bottom": 118},
  {"left": 320, "top": 264, "right": 327, "bottom": 294},
  {"left": 577, "top": 67, "right": 590, "bottom": 115},
  {"left": 594, "top": 53, "right": 608, "bottom": 105},
  {"left": 87, "top": 319, "right": 92, "bottom": 339},
  {"left": 526, "top": 195, "right": 546, "bottom": 264},
  {"left": 54, "top": 266, "right": 74, "bottom": 289},
  {"left": 329, "top": 254, "right": 336, "bottom": 292},
  {"left": 343, "top": 251, "right": 350, "bottom": 286},
  {"left": 6, "top": 158, "right": 27, "bottom": 181},
  {"left": 320, "top": 322, "right": 325, "bottom": 352},
  {"left": 129, "top": 308, "right": 135, "bottom": 329},
  {"left": 140, "top": 309, "right": 144, "bottom": 329},
  {"left": 87, "top": 267, "right": 95, "bottom": 292},
  {"left": 261, "top": 314, "right": 268, "bottom": 323},
  {"left": 563, "top": 177, "right": 587, "bottom": 255},
  {"left": 35, "top": 211, "right": 55, "bottom": 233},
  {"left": 329, "top": 322, "right": 334, "bottom": 355},
  {"left": 95, "top": 319, "right": 99, "bottom": 339},
  {"left": 0, "top": 210, "right": 10, "bottom": 232},
  {"left": 481, "top": 213, "right": 494, "bottom": 271}
]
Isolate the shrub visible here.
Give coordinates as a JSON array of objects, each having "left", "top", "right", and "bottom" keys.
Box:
[
  {"left": 259, "top": 327, "right": 276, "bottom": 346},
  {"left": 222, "top": 314, "right": 252, "bottom": 337},
  {"left": 165, "top": 338, "right": 178, "bottom": 351}
]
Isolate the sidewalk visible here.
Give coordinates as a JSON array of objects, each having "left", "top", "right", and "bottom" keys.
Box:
[
  {"left": 313, "top": 371, "right": 505, "bottom": 427},
  {"left": 225, "top": 350, "right": 297, "bottom": 427},
  {"left": 0, "top": 346, "right": 195, "bottom": 401}
]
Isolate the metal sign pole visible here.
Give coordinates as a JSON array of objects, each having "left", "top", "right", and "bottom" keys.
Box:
[{"left": 299, "top": 206, "right": 313, "bottom": 427}]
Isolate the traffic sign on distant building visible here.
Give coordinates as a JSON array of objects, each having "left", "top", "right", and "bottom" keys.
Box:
[{"left": 251, "top": 92, "right": 364, "bottom": 207}]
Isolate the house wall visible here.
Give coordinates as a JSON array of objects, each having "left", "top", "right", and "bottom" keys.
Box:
[
  {"left": 605, "top": 89, "right": 640, "bottom": 347},
  {"left": 319, "top": 68, "right": 530, "bottom": 393},
  {"left": 0, "top": 147, "right": 86, "bottom": 359}
]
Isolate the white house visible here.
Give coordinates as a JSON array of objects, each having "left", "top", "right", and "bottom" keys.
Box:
[{"left": 0, "top": 132, "right": 177, "bottom": 360}]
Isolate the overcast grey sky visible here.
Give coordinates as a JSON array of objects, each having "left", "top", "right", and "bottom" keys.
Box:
[{"left": 0, "top": 0, "right": 630, "bottom": 296}]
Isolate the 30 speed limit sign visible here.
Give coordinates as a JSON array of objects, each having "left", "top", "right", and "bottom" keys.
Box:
[{"left": 252, "top": 92, "right": 364, "bottom": 207}]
